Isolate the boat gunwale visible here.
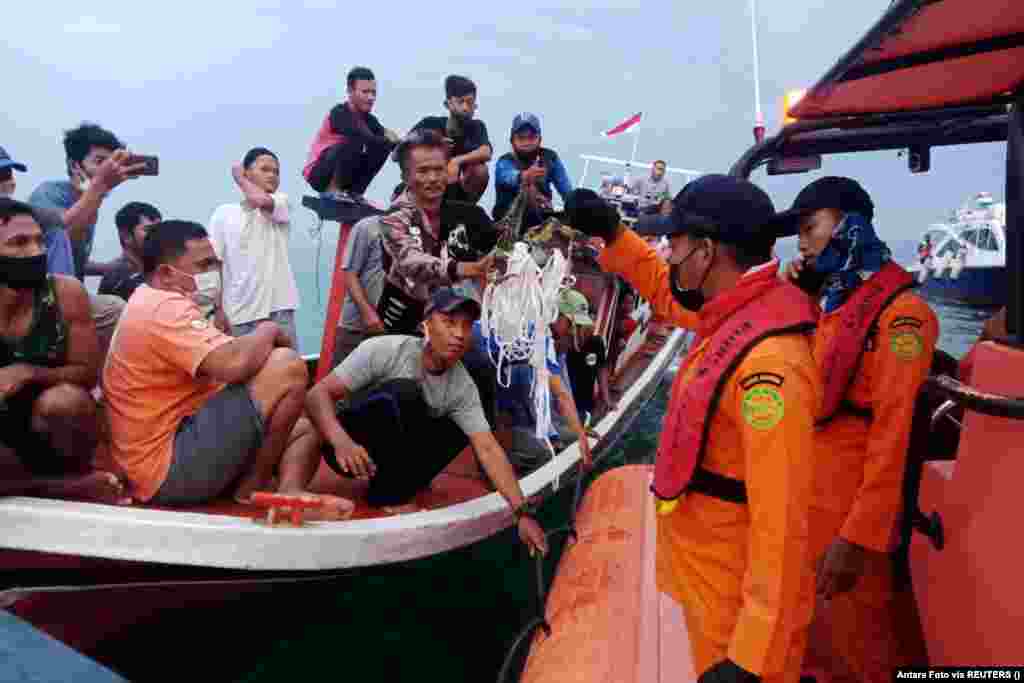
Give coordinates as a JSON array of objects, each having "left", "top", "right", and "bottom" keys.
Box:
[{"left": 0, "top": 330, "right": 686, "bottom": 572}]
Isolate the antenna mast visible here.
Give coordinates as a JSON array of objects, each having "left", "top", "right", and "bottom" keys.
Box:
[{"left": 750, "top": 0, "right": 765, "bottom": 143}]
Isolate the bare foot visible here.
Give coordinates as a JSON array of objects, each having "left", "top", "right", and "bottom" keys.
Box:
[
  {"left": 233, "top": 474, "right": 273, "bottom": 504},
  {"left": 42, "top": 471, "right": 131, "bottom": 505},
  {"left": 299, "top": 494, "right": 355, "bottom": 521}
]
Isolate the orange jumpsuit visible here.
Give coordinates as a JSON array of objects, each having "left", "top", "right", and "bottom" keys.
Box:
[
  {"left": 601, "top": 230, "right": 820, "bottom": 682},
  {"left": 809, "top": 291, "right": 938, "bottom": 681}
]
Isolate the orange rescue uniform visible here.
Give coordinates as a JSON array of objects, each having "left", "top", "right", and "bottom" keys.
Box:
[
  {"left": 808, "top": 290, "right": 938, "bottom": 681},
  {"left": 600, "top": 229, "right": 820, "bottom": 682}
]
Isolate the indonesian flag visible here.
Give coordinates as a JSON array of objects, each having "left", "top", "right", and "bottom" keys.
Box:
[{"left": 601, "top": 112, "right": 642, "bottom": 137}]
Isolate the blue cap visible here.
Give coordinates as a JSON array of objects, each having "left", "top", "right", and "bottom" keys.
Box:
[
  {"left": 0, "top": 147, "right": 27, "bottom": 173},
  {"left": 424, "top": 286, "right": 482, "bottom": 319},
  {"left": 511, "top": 112, "right": 541, "bottom": 137},
  {"left": 636, "top": 174, "right": 781, "bottom": 244}
]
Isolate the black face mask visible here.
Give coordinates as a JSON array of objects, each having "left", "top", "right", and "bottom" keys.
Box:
[
  {"left": 0, "top": 253, "right": 47, "bottom": 290},
  {"left": 515, "top": 148, "right": 541, "bottom": 166},
  {"left": 669, "top": 246, "right": 710, "bottom": 312}
]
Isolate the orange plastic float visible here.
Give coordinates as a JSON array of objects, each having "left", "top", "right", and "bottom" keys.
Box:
[{"left": 520, "top": 464, "right": 696, "bottom": 683}]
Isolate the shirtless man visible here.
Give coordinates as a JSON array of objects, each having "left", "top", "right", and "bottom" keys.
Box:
[{"left": 0, "top": 198, "right": 125, "bottom": 502}]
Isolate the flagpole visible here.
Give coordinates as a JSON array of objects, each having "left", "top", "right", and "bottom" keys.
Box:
[
  {"left": 750, "top": 0, "right": 765, "bottom": 143},
  {"left": 627, "top": 113, "right": 641, "bottom": 184}
]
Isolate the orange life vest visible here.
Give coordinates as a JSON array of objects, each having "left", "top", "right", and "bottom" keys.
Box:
[
  {"left": 652, "top": 279, "right": 818, "bottom": 502},
  {"left": 818, "top": 262, "right": 915, "bottom": 423}
]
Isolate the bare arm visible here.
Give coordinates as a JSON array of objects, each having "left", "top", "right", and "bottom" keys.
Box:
[
  {"left": 64, "top": 150, "right": 147, "bottom": 242},
  {"left": 231, "top": 164, "right": 274, "bottom": 211},
  {"left": 598, "top": 366, "right": 614, "bottom": 407},
  {"left": 550, "top": 373, "right": 592, "bottom": 464},
  {"left": 454, "top": 144, "right": 492, "bottom": 167},
  {"left": 343, "top": 271, "right": 382, "bottom": 331},
  {"left": 28, "top": 276, "right": 100, "bottom": 388},
  {"left": 197, "top": 321, "right": 281, "bottom": 384},
  {"left": 306, "top": 373, "right": 356, "bottom": 452},
  {"left": 550, "top": 374, "right": 585, "bottom": 439},
  {"left": 468, "top": 431, "right": 528, "bottom": 508},
  {"left": 305, "top": 372, "right": 377, "bottom": 478}
]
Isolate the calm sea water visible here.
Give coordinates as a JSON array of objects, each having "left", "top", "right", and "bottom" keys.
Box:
[{"left": 102, "top": 235, "right": 993, "bottom": 681}]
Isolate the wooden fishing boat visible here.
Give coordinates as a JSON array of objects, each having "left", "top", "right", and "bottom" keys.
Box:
[{"left": 0, "top": 195, "right": 686, "bottom": 660}]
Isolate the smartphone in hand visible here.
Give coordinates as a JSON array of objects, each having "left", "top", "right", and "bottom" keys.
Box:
[{"left": 127, "top": 155, "right": 159, "bottom": 176}]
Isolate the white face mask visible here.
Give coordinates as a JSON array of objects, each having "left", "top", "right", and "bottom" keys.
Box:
[
  {"left": 170, "top": 266, "right": 221, "bottom": 311},
  {"left": 192, "top": 270, "right": 221, "bottom": 308}
]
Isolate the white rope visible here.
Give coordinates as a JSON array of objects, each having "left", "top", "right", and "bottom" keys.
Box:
[{"left": 481, "top": 242, "right": 572, "bottom": 448}]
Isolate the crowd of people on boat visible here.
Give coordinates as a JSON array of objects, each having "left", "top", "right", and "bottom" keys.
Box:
[{"left": 0, "top": 64, "right": 1010, "bottom": 683}]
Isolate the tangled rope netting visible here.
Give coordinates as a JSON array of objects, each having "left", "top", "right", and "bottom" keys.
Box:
[{"left": 480, "top": 241, "right": 574, "bottom": 445}]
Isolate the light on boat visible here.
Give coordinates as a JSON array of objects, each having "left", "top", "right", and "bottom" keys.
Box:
[{"left": 782, "top": 88, "right": 807, "bottom": 126}]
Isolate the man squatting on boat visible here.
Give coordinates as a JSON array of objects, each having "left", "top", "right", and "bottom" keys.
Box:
[{"left": 1, "top": 62, "right": 952, "bottom": 676}]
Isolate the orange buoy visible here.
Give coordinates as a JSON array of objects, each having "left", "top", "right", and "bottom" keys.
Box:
[{"left": 520, "top": 465, "right": 696, "bottom": 683}]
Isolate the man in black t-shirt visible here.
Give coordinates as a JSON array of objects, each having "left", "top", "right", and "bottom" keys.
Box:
[
  {"left": 98, "top": 201, "right": 161, "bottom": 302},
  {"left": 410, "top": 75, "right": 492, "bottom": 204},
  {"left": 565, "top": 320, "right": 616, "bottom": 421}
]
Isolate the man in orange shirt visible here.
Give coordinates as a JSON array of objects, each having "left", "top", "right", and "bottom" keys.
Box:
[
  {"left": 566, "top": 178, "right": 821, "bottom": 683},
  {"left": 776, "top": 177, "right": 938, "bottom": 680},
  {"left": 104, "top": 220, "right": 337, "bottom": 510}
]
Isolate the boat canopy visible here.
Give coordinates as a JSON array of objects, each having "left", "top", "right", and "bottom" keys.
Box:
[
  {"left": 731, "top": 0, "right": 1023, "bottom": 345},
  {"left": 789, "top": 0, "right": 1024, "bottom": 119}
]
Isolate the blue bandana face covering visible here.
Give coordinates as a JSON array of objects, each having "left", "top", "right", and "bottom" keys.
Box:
[{"left": 812, "top": 212, "right": 892, "bottom": 313}]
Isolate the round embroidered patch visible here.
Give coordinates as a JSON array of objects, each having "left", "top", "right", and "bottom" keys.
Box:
[
  {"left": 585, "top": 353, "right": 598, "bottom": 366},
  {"left": 890, "top": 330, "right": 923, "bottom": 360},
  {"left": 742, "top": 385, "right": 785, "bottom": 431}
]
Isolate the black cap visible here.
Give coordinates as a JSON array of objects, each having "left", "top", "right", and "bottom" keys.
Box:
[
  {"left": 424, "top": 287, "right": 482, "bottom": 319},
  {"left": 635, "top": 174, "right": 779, "bottom": 245},
  {"left": 772, "top": 176, "right": 874, "bottom": 237}
]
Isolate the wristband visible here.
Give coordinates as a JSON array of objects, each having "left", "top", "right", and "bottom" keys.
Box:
[{"left": 447, "top": 259, "right": 459, "bottom": 282}]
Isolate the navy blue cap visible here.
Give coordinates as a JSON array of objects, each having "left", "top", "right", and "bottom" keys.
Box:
[
  {"left": 0, "top": 147, "right": 27, "bottom": 173},
  {"left": 424, "top": 286, "right": 482, "bottom": 319},
  {"left": 511, "top": 112, "right": 541, "bottom": 136},
  {"left": 636, "top": 174, "right": 780, "bottom": 244},
  {"left": 772, "top": 176, "right": 874, "bottom": 237}
]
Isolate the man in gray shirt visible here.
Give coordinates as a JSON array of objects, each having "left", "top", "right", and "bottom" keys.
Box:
[
  {"left": 332, "top": 214, "right": 387, "bottom": 367},
  {"left": 630, "top": 159, "right": 672, "bottom": 214},
  {"left": 306, "top": 287, "right": 547, "bottom": 554}
]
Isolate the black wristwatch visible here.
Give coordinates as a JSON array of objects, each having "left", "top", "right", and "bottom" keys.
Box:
[{"left": 447, "top": 259, "right": 460, "bottom": 282}]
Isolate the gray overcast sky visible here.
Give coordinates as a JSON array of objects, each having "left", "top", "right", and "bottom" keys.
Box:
[{"left": 3, "top": 0, "right": 1005, "bottom": 264}]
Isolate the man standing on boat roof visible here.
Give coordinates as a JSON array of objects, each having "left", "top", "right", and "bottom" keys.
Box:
[
  {"left": 103, "top": 221, "right": 346, "bottom": 515},
  {"left": 306, "top": 287, "right": 549, "bottom": 555},
  {"left": 776, "top": 176, "right": 938, "bottom": 681},
  {"left": 377, "top": 130, "right": 495, "bottom": 335},
  {"left": 28, "top": 123, "right": 150, "bottom": 356},
  {"left": 0, "top": 199, "right": 127, "bottom": 503},
  {"left": 566, "top": 178, "right": 821, "bottom": 683},
  {"left": 409, "top": 75, "right": 492, "bottom": 204},
  {"left": 493, "top": 113, "right": 573, "bottom": 230},
  {"left": 303, "top": 66, "right": 401, "bottom": 202},
  {"left": 630, "top": 159, "right": 672, "bottom": 214},
  {"left": 98, "top": 202, "right": 162, "bottom": 303}
]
